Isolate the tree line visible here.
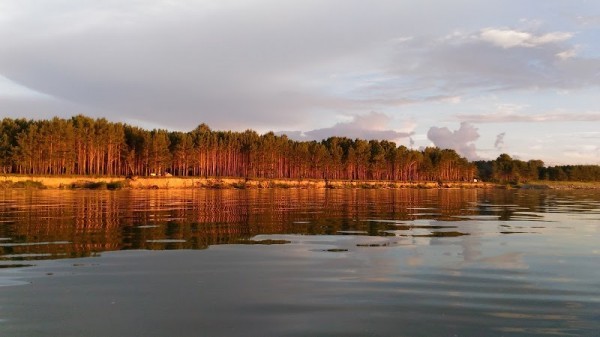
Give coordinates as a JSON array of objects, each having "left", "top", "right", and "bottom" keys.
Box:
[
  {"left": 476, "top": 154, "right": 600, "bottom": 183},
  {"left": 1, "top": 116, "right": 598, "bottom": 182}
]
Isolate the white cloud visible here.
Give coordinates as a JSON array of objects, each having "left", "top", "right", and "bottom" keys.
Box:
[
  {"left": 480, "top": 29, "right": 532, "bottom": 48},
  {"left": 383, "top": 27, "right": 600, "bottom": 98},
  {"left": 279, "top": 111, "right": 413, "bottom": 142},
  {"left": 427, "top": 122, "right": 480, "bottom": 160},
  {"left": 556, "top": 49, "right": 577, "bottom": 60},
  {"left": 479, "top": 28, "right": 573, "bottom": 48},
  {"left": 532, "top": 32, "right": 573, "bottom": 45}
]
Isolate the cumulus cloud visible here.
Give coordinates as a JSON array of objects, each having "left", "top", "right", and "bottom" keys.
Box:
[
  {"left": 427, "top": 122, "right": 480, "bottom": 160},
  {"left": 279, "top": 111, "right": 413, "bottom": 141}
]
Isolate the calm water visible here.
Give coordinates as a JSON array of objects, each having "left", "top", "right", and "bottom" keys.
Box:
[{"left": 0, "top": 189, "right": 599, "bottom": 336}]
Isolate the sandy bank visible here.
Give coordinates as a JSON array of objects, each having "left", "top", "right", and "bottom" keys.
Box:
[{"left": 0, "top": 175, "right": 499, "bottom": 190}]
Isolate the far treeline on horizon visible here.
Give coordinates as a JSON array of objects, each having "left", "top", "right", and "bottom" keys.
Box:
[{"left": 1, "top": 116, "right": 600, "bottom": 183}]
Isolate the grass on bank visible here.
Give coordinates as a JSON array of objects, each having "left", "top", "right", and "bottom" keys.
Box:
[{"left": 0, "top": 180, "right": 47, "bottom": 189}]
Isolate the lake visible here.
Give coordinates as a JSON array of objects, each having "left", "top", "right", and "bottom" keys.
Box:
[{"left": 0, "top": 189, "right": 599, "bottom": 336}]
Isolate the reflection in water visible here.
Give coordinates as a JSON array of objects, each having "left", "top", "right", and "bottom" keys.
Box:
[
  {"left": 0, "top": 189, "right": 476, "bottom": 260},
  {"left": 0, "top": 189, "right": 599, "bottom": 261},
  {"left": 0, "top": 189, "right": 599, "bottom": 336}
]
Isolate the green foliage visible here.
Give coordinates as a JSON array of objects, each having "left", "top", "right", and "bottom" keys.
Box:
[
  {"left": 480, "top": 154, "right": 548, "bottom": 184},
  {"left": 541, "top": 165, "right": 600, "bottom": 181},
  {"left": 475, "top": 155, "right": 600, "bottom": 184}
]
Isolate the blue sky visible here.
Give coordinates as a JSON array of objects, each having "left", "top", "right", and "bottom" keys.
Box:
[{"left": 0, "top": 0, "right": 599, "bottom": 165}]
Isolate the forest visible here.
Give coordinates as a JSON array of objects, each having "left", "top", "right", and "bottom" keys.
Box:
[{"left": 1, "top": 116, "right": 599, "bottom": 182}]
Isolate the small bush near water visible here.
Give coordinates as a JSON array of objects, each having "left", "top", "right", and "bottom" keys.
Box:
[
  {"left": 70, "top": 181, "right": 126, "bottom": 190},
  {"left": 231, "top": 181, "right": 247, "bottom": 189}
]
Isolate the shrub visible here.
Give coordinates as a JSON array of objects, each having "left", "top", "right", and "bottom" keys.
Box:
[
  {"left": 69, "top": 181, "right": 126, "bottom": 190},
  {"left": 106, "top": 181, "right": 126, "bottom": 190},
  {"left": 232, "top": 181, "right": 247, "bottom": 189}
]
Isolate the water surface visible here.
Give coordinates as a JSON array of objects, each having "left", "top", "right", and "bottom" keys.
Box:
[{"left": 0, "top": 189, "right": 598, "bottom": 336}]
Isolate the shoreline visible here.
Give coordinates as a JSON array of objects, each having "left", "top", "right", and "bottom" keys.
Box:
[
  {"left": 521, "top": 181, "right": 600, "bottom": 190},
  {"left": 1, "top": 175, "right": 498, "bottom": 190},
  {"left": 1, "top": 175, "right": 599, "bottom": 190}
]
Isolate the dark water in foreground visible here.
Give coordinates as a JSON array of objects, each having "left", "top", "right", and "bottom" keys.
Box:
[{"left": 0, "top": 189, "right": 599, "bottom": 336}]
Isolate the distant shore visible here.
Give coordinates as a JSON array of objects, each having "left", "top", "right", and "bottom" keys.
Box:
[
  {"left": 0, "top": 175, "right": 499, "bottom": 190},
  {"left": 521, "top": 181, "right": 600, "bottom": 190}
]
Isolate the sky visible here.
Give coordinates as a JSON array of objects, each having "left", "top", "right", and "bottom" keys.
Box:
[{"left": 1, "top": 0, "right": 599, "bottom": 165}]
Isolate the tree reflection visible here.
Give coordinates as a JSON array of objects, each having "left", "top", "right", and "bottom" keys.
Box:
[{"left": 1, "top": 189, "right": 597, "bottom": 261}]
